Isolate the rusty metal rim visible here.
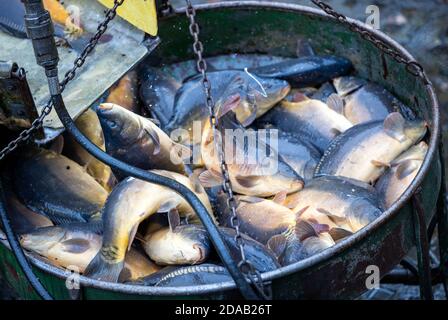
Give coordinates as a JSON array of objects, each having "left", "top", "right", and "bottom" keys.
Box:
[{"left": 2, "top": 1, "right": 440, "bottom": 296}]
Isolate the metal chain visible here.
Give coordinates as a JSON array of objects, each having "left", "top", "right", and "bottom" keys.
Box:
[
  {"left": 311, "top": 0, "right": 430, "bottom": 84},
  {"left": 184, "top": 0, "right": 271, "bottom": 300},
  {"left": 0, "top": 0, "right": 125, "bottom": 161}
]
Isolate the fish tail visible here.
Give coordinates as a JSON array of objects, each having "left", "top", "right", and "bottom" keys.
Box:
[{"left": 84, "top": 252, "right": 124, "bottom": 283}]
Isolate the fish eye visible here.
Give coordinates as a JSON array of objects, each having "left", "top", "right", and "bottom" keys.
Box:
[{"left": 107, "top": 119, "right": 118, "bottom": 128}]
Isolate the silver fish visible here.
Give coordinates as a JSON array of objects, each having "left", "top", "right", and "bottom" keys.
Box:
[
  {"left": 375, "top": 142, "right": 428, "bottom": 209},
  {"left": 13, "top": 148, "right": 108, "bottom": 224},
  {"left": 256, "top": 98, "right": 353, "bottom": 152},
  {"left": 200, "top": 107, "right": 304, "bottom": 197},
  {"left": 84, "top": 170, "right": 213, "bottom": 283},
  {"left": 97, "top": 103, "right": 190, "bottom": 177},
  {"left": 64, "top": 108, "right": 116, "bottom": 192},
  {"left": 331, "top": 76, "right": 400, "bottom": 124},
  {"left": 142, "top": 210, "right": 211, "bottom": 265},
  {"left": 285, "top": 175, "right": 383, "bottom": 233},
  {"left": 165, "top": 70, "right": 290, "bottom": 138},
  {"left": 315, "top": 112, "right": 427, "bottom": 183},
  {"left": 20, "top": 224, "right": 160, "bottom": 282}
]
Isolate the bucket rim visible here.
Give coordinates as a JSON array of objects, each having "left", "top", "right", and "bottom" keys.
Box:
[{"left": 3, "top": 1, "right": 440, "bottom": 297}]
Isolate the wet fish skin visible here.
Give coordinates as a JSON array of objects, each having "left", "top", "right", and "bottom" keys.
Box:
[
  {"left": 84, "top": 170, "right": 213, "bottom": 283},
  {"left": 143, "top": 224, "right": 211, "bottom": 265},
  {"left": 139, "top": 66, "right": 181, "bottom": 127},
  {"left": 220, "top": 195, "right": 296, "bottom": 244},
  {"left": 286, "top": 175, "right": 383, "bottom": 233},
  {"left": 315, "top": 112, "right": 427, "bottom": 183},
  {"left": 165, "top": 70, "right": 290, "bottom": 139},
  {"left": 64, "top": 108, "right": 116, "bottom": 192},
  {"left": 218, "top": 227, "right": 280, "bottom": 272},
  {"left": 5, "top": 194, "right": 53, "bottom": 235},
  {"left": 249, "top": 55, "right": 352, "bottom": 87},
  {"left": 311, "top": 82, "right": 337, "bottom": 102},
  {"left": 13, "top": 148, "right": 108, "bottom": 224},
  {"left": 96, "top": 103, "right": 188, "bottom": 177},
  {"left": 262, "top": 127, "right": 321, "bottom": 181},
  {"left": 332, "top": 76, "right": 399, "bottom": 124},
  {"left": 154, "top": 264, "right": 232, "bottom": 287},
  {"left": 20, "top": 224, "right": 159, "bottom": 281},
  {"left": 256, "top": 99, "right": 353, "bottom": 153},
  {"left": 200, "top": 111, "right": 304, "bottom": 197},
  {"left": 376, "top": 142, "right": 428, "bottom": 209}
]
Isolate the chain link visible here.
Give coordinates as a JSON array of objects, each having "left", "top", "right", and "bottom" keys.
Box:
[
  {"left": 0, "top": 0, "right": 125, "bottom": 161},
  {"left": 311, "top": 0, "right": 430, "bottom": 84},
  {"left": 184, "top": 0, "right": 271, "bottom": 300}
]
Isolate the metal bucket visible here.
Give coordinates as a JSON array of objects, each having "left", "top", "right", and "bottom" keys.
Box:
[{"left": 0, "top": 1, "right": 441, "bottom": 299}]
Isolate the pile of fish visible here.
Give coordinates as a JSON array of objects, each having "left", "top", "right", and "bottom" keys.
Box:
[{"left": 5, "top": 48, "right": 428, "bottom": 287}]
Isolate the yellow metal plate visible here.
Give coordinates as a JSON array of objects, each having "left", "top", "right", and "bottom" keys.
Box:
[{"left": 98, "top": 0, "right": 158, "bottom": 36}]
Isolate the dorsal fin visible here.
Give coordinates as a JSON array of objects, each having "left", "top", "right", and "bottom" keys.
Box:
[
  {"left": 168, "top": 208, "right": 181, "bottom": 232},
  {"left": 267, "top": 234, "right": 287, "bottom": 259},
  {"left": 383, "top": 112, "right": 406, "bottom": 142}
]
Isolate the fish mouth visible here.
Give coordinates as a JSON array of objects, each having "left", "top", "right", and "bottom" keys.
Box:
[
  {"left": 98, "top": 103, "right": 114, "bottom": 111},
  {"left": 280, "top": 83, "right": 291, "bottom": 97},
  {"left": 192, "top": 243, "right": 205, "bottom": 264}
]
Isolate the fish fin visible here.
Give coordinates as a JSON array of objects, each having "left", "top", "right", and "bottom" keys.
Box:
[
  {"left": 198, "top": 169, "right": 223, "bottom": 188},
  {"left": 316, "top": 208, "right": 347, "bottom": 224},
  {"left": 240, "top": 108, "right": 258, "bottom": 127},
  {"left": 329, "top": 227, "right": 353, "bottom": 241},
  {"left": 294, "top": 206, "right": 310, "bottom": 217},
  {"left": 371, "top": 160, "right": 390, "bottom": 168},
  {"left": 217, "top": 94, "right": 241, "bottom": 118},
  {"left": 49, "top": 135, "right": 64, "bottom": 154},
  {"left": 158, "top": 199, "right": 180, "bottom": 213},
  {"left": 168, "top": 208, "right": 181, "bottom": 232},
  {"left": 143, "top": 124, "right": 161, "bottom": 155},
  {"left": 310, "top": 222, "right": 330, "bottom": 234},
  {"left": 238, "top": 195, "right": 265, "bottom": 204},
  {"left": 128, "top": 224, "right": 139, "bottom": 252},
  {"left": 235, "top": 175, "right": 260, "bottom": 188},
  {"left": 383, "top": 112, "right": 406, "bottom": 142},
  {"left": 60, "top": 238, "right": 91, "bottom": 254},
  {"left": 302, "top": 236, "right": 333, "bottom": 254},
  {"left": 84, "top": 253, "right": 124, "bottom": 283},
  {"left": 295, "top": 219, "right": 318, "bottom": 241},
  {"left": 272, "top": 191, "right": 288, "bottom": 205},
  {"left": 189, "top": 172, "right": 205, "bottom": 194},
  {"left": 172, "top": 142, "right": 192, "bottom": 161},
  {"left": 326, "top": 93, "right": 345, "bottom": 115},
  {"left": 330, "top": 128, "right": 342, "bottom": 136},
  {"left": 395, "top": 159, "right": 419, "bottom": 180},
  {"left": 267, "top": 234, "right": 287, "bottom": 258},
  {"left": 291, "top": 92, "right": 309, "bottom": 103}
]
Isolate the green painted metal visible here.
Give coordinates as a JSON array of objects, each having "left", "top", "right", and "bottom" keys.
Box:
[{"left": 0, "top": 2, "right": 441, "bottom": 299}]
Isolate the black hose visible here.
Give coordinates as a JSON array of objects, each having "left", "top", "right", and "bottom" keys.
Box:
[
  {"left": 0, "top": 178, "right": 53, "bottom": 300},
  {"left": 51, "top": 94, "right": 260, "bottom": 300}
]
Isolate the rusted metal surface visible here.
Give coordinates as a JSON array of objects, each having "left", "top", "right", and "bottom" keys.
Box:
[{"left": 0, "top": 2, "right": 442, "bottom": 299}]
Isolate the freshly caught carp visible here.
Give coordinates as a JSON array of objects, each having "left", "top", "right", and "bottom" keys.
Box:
[
  {"left": 315, "top": 112, "right": 427, "bottom": 183},
  {"left": 165, "top": 70, "right": 290, "bottom": 141},
  {"left": 139, "top": 66, "right": 181, "bottom": 127},
  {"left": 20, "top": 224, "right": 160, "bottom": 282},
  {"left": 200, "top": 106, "right": 304, "bottom": 197},
  {"left": 375, "top": 142, "right": 428, "bottom": 209},
  {"left": 330, "top": 76, "right": 399, "bottom": 124},
  {"left": 249, "top": 55, "right": 352, "bottom": 87},
  {"left": 97, "top": 103, "right": 190, "bottom": 177},
  {"left": 285, "top": 175, "right": 383, "bottom": 233},
  {"left": 64, "top": 108, "right": 116, "bottom": 192},
  {"left": 84, "top": 170, "right": 213, "bottom": 282},
  {"left": 13, "top": 148, "right": 108, "bottom": 224},
  {"left": 142, "top": 210, "right": 211, "bottom": 265},
  {"left": 257, "top": 98, "right": 353, "bottom": 152}
]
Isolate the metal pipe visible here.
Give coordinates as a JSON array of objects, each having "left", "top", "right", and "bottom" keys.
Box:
[{"left": 51, "top": 94, "right": 259, "bottom": 300}]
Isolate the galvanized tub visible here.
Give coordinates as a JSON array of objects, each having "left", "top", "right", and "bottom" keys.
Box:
[{"left": 0, "top": 1, "right": 441, "bottom": 299}]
